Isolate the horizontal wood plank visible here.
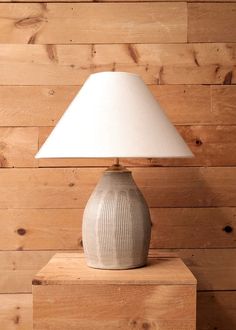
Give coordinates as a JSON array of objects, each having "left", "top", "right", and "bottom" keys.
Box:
[
  {"left": 0, "top": 3, "right": 187, "bottom": 44},
  {"left": 0, "top": 128, "right": 38, "bottom": 168},
  {"left": 0, "top": 293, "right": 32, "bottom": 329},
  {"left": 2, "top": 85, "right": 236, "bottom": 126},
  {"left": 1, "top": 207, "right": 235, "bottom": 250},
  {"left": 188, "top": 4, "right": 236, "bottom": 43},
  {"left": 0, "top": 167, "right": 236, "bottom": 208},
  {"left": 151, "top": 208, "right": 236, "bottom": 249},
  {"left": 0, "top": 43, "right": 236, "bottom": 85},
  {"left": 38, "top": 125, "right": 236, "bottom": 167},
  {"left": 0, "top": 209, "right": 83, "bottom": 251},
  {"left": 0, "top": 85, "right": 214, "bottom": 126},
  {"left": 2, "top": 125, "right": 236, "bottom": 169}
]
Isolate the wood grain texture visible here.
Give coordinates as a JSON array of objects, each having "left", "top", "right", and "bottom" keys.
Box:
[
  {"left": 1, "top": 249, "right": 236, "bottom": 294},
  {"left": 0, "top": 0, "right": 235, "bottom": 327},
  {"left": 0, "top": 85, "right": 214, "bottom": 126},
  {"left": 33, "top": 284, "right": 196, "bottom": 330},
  {"left": 0, "top": 251, "right": 177, "bottom": 294},
  {"left": 0, "top": 209, "right": 83, "bottom": 251},
  {"left": 0, "top": 128, "right": 38, "bottom": 168},
  {"left": 1, "top": 292, "right": 235, "bottom": 330},
  {"left": 2, "top": 85, "right": 236, "bottom": 126},
  {"left": 0, "top": 43, "right": 236, "bottom": 85},
  {"left": 212, "top": 86, "right": 236, "bottom": 123},
  {"left": 151, "top": 208, "right": 236, "bottom": 249},
  {"left": 0, "top": 294, "right": 32, "bottom": 330},
  {"left": 188, "top": 4, "right": 236, "bottom": 43},
  {"left": 0, "top": 251, "right": 56, "bottom": 294},
  {"left": 0, "top": 86, "right": 78, "bottom": 127},
  {"left": 1, "top": 208, "right": 235, "bottom": 251},
  {"left": 0, "top": 3, "right": 187, "bottom": 44},
  {"left": 0, "top": 167, "right": 236, "bottom": 208},
  {"left": 32, "top": 255, "right": 196, "bottom": 330},
  {"left": 38, "top": 125, "right": 236, "bottom": 167},
  {"left": 34, "top": 254, "right": 196, "bottom": 285}
]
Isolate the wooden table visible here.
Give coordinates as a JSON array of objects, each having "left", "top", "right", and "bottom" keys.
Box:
[{"left": 33, "top": 253, "right": 196, "bottom": 329}]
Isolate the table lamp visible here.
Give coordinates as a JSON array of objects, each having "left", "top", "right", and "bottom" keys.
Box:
[{"left": 36, "top": 72, "right": 193, "bottom": 270}]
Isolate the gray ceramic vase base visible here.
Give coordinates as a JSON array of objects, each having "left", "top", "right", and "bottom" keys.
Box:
[
  {"left": 86, "top": 262, "right": 147, "bottom": 270},
  {"left": 82, "top": 168, "right": 152, "bottom": 270}
]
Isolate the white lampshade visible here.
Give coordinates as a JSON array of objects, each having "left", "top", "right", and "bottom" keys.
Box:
[{"left": 36, "top": 72, "right": 193, "bottom": 159}]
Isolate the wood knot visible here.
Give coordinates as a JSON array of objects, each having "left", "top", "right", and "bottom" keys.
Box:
[
  {"left": 223, "top": 71, "right": 233, "bottom": 85},
  {"left": 0, "top": 155, "right": 7, "bottom": 167},
  {"left": 127, "top": 44, "right": 139, "bottom": 64},
  {"left": 223, "top": 225, "right": 233, "bottom": 233},
  {"left": 215, "top": 65, "right": 220, "bottom": 74},
  {"left": 193, "top": 51, "right": 200, "bottom": 67},
  {"left": 142, "top": 322, "right": 151, "bottom": 329},
  {"left": 17, "top": 228, "right": 26, "bottom": 236},
  {"left": 157, "top": 66, "right": 164, "bottom": 85},
  {"left": 15, "top": 16, "right": 45, "bottom": 28},
  {"left": 79, "top": 239, "right": 83, "bottom": 247},
  {"left": 48, "top": 89, "right": 55, "bottom": 95},
  {"left": 130, "top": 320, "right": 137, "bottom": 326},
  {"left": 46, "top": 45, "right": 58, "bottom": 63},
  {"left": 112, "top": 62, "right": 116, "bottom": 72},
  {"left": 32, "top": 279, "right": 42, "bottom": 285},
  {"left": 195, "top": 139, "right": 202, "bottom": 146},
  {"left": 13, "top": 315, "right": 20, "bottom": 324},
  {"left": 28, "top": 33, "right": 37, "bottom": 44},
  {"left": 91, "top": 44, "right": 96, "bottom": 58},
  {"left": 68, "top": 182, "right": 75, "bottom": 187}
]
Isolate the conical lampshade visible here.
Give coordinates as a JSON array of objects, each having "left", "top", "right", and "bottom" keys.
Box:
[{"left": 36, "top": 72, "right": 193, "bottom": 159}]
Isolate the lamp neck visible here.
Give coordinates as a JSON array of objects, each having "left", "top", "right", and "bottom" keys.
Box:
[
  {"left": 106, "top": 158, "right": 130, "bottom": 173},
  {"left": 114, "top": 157, "right": 120, "bottom": 166}
]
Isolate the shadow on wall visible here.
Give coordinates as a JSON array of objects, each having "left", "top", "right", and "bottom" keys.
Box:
[
  {"left": 150, "top": 169, "right": 236, "bottom": 330},
  {"left": 197, "top": 291, "right": 236, "bottom": 330}
]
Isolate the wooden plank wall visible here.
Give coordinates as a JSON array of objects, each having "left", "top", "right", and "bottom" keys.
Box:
[{"left": 0, "top": 1, "right": 235, "bottom": 329}]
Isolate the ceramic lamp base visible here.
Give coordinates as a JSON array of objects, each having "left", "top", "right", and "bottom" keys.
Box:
[{"left": 82, "top": 166, "right": 151, "bottom": 270}]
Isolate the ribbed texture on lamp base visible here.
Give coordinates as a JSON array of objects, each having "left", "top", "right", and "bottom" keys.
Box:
[{"left": 82, "top": 170, "right": 151, "bottom": 269}]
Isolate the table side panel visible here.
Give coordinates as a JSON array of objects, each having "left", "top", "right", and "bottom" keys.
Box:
[{"left": 33, "top": 284, "right": 196, "bottom": 330}]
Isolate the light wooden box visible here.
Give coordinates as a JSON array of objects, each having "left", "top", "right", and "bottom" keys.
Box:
[{"left": 33, "top": 253, "right": 196, "bottom": 330}]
